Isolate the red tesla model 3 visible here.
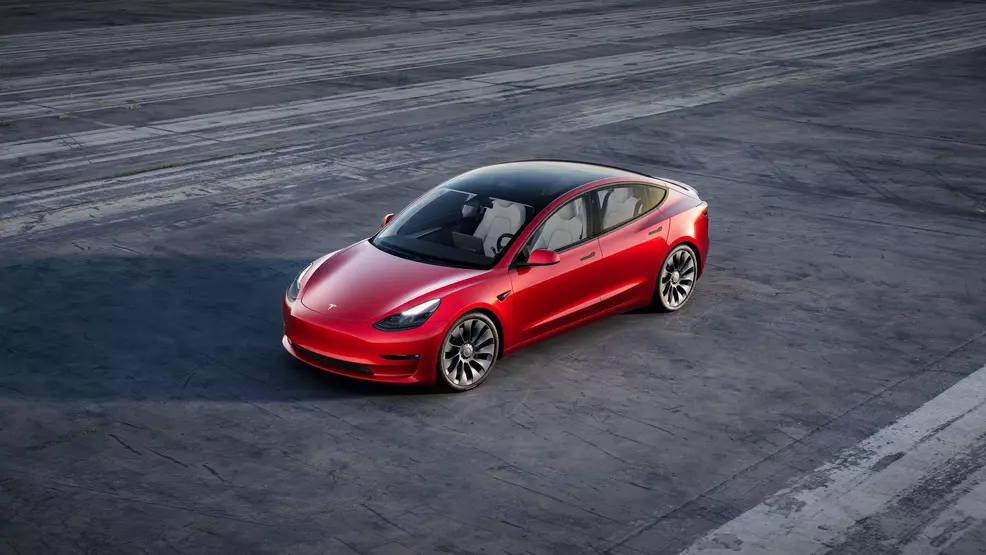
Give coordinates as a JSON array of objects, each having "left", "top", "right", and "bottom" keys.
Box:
[{"left": 283, "top": 160, "right": 709, "bottom": 391}]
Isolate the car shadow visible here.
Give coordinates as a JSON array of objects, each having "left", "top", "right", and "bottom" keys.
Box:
[{"left": 0, "top": 255, "right": 441, "bottom": 403}]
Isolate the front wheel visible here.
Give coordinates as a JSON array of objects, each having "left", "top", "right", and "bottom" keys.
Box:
[
  {"left": 651, "top": 245, "right": 699, "bottom": 312},
  {"left": 437, "top": 312, "right": 499, "bottom": 392}
]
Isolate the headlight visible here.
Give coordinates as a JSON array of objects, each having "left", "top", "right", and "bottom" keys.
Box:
[
  {"left": 286, "top": 263, "right": 313, "bottom": 302},
  {"left": 373, "top": 299, "right": 441, "bottom": 331}
]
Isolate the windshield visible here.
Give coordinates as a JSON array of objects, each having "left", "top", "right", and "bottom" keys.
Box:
[{"left": 371, "top": 187, "right": 535, "bottom": 269}]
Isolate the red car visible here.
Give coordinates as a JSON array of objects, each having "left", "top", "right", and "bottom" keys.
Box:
[{"left": 283, "top": 160, "right": 709, "bottom": 391}]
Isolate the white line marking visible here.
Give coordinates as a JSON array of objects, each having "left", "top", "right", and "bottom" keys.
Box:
[
  {"left": 898, "top": 470, "right": 986, "bottom": 555},
  {"left": 709, "top": 6, "right": 984, "bottom": 51},
  {"left": 0, "top": 31, "right": 570, "bottom": 97},
  {"left": 0, "top": 63, "right": 828, "bottom": 239},
  {"left": 494, "top": 0, "right": 871, "bottom": 36},
  {"left": 0, "top": 34, "right": 604, "bottom": 119},
  {"left": 677, "top": 364, "right": 986, "bottom": 555},
  {"left": 3, "top": 0, "right": 985, "bottom": 240},
  {"left": 0, "top": 14, "right": 370, "bottom": 59}
]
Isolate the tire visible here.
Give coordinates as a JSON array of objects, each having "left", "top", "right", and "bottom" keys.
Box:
[
  {"left": 651, "top": 245, "right": 699, "bottom": 312},
  {"left": 436, "top": 311, "right": 500, "bottom": 392}
]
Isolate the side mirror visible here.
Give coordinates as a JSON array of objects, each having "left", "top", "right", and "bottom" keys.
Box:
[
  {"left": 525, "top": 248, "right": 561, "bottom": 266},
  {"left": 381, "top": 213, "right": 395, "bottom": 227}
]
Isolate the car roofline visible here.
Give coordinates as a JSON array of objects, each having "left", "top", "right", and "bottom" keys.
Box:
[{"left": 502, "top": 158, "right": 700, "bottom": 199}]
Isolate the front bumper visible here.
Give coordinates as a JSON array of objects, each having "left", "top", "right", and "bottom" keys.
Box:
[{"left": 282, "top": 296, "right": 445, "bottom": 385}]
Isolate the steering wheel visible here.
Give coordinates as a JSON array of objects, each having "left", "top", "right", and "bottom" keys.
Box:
[{"left": 494, "top": 233, "right": 514, "bottom": 254}]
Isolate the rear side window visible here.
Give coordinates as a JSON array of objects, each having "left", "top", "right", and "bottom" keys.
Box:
[
  {"left": 643, "top": 185, "right": 667, "bottom": 211},
  {"left": 594, "top": 184, "right": 666, "bottom": 232}
]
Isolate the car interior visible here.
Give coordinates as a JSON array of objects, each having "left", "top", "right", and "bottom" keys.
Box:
[
  {"left": 471, "top": 199, "right": 527, "bottom": 256},
  {"left": 599, "top": 186, "right": 644, "bottom": 230},
  {"left": 377, "top": 184, "right": 667, "bottom": 267},
  {"left": 517, "top": 185, "right": 670, "bottom": 261},
  {"left": 380, "top": 189, "right": 533, "bottom": 265},
  {"left": 532, "top": 197, "right": 586, "bottom": 252}
]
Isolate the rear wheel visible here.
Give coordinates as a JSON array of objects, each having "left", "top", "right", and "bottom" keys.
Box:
[
  {"left": 651, "top": 245, "right": 699, "bottom": 312},
  {"left": 437, "top": 312, "right": 499, "bottom": 392}
]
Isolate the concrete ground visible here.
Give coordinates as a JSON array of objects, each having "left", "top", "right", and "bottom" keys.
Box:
[{"left": 1, "top": 0, "right": 985, "bottom": 553}]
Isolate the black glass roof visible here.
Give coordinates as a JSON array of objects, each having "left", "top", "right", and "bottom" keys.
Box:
[{"left": 440, "top": 160, "right": 647, "bottom": 213}]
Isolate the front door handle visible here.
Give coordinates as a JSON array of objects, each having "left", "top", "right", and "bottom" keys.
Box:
[
  {"left": 648, "top": 226, "right": 664, "bottom": 236},
  {"left": 580, "top": 252, "right": 595, "bottom": 261}
]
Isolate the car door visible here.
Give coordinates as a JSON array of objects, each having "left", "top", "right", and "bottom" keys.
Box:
[
  {"left": 591, "top": 183, "right": 671, "bottom": 310},
  {"left": 507, "top": 194, "right": 605, "bottom": 345}
]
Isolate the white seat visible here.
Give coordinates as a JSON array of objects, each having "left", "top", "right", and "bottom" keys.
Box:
[
  {"left": 602, "top": 187, "right": 640, "bottom": 229},
  {"left": 534, "top": 201, "right": 585, "bottom": 251},
  {"left": 473, "top": 199, "right": 525, "bottom": 256}
]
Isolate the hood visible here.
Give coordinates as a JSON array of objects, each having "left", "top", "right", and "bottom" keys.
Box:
[{"left": 300, "top": 240, "right": 484, "bottom": 321}]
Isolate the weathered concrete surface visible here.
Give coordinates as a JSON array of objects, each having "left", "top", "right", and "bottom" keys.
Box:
[
  {"left": 1, "top": 0, "right": 985, "bottom": 553},
  {"left": 680, "top": 365, "right": 986, "bottom": 555}
]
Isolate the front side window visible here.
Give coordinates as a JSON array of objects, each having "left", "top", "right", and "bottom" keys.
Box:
[
  {"left": 517, "top": 196, "right": 588, "bottom": 261},
  {"left": 594, "top": 185, "right": 665, "bottom": 232},
  {"left": 371, "top": 187, "right": 534, "bottom": 269}
]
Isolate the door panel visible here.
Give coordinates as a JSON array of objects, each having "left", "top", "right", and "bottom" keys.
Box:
[
  {"left": 508, "top": 239, "right": 604, "bottom": 344},
  {"left": 597, "top": 212, "right": 670, "bottom": 308},
  {"left": 592, "top": 184, "right": 671, "bottom": 310}
]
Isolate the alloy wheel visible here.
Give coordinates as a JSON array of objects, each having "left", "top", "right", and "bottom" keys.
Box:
[
  {"left": 659, "top": 247, "right": 696, "bottom": 309},
  {"left": 441, "top": 317, "right": 497, "bottom": 388}
]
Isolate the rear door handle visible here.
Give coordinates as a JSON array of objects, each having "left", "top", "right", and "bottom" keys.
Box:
[
  {"left": 648, "top": 226, "right": 664, "bottom": 236},
  {"left": 580, "top": 252, "right": 595, "bottom": 261}
]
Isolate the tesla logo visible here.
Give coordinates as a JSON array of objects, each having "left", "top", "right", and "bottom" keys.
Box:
[{"left": 326, "top": 304, "right": 337, "bottom": 310}]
